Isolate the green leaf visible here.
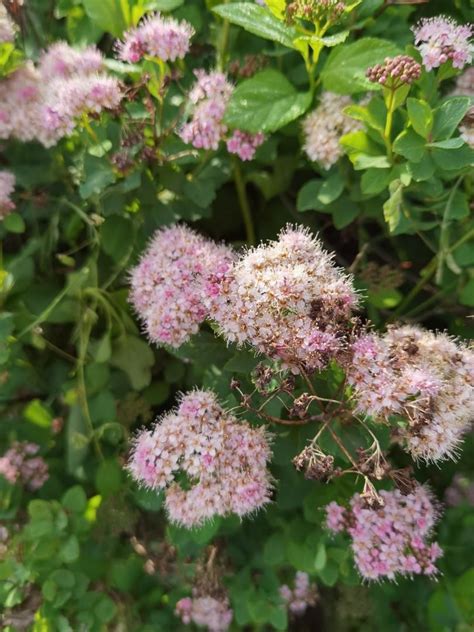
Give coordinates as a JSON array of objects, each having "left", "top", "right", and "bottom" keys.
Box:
[
  {"left": 147, "top": 0, "right": 184, "bottom": 10},
  {"left": 23, "top": 399, "right": 53, "bottom": 428},
  {"left": 59, "top": 535, "right": 80, "bottom": 563},
  {"left": 297, "top": 179, "right": 323, "bottom": 212},
  {"left": 95, "top": 459, "right": 123, "bottom": 497},
  {"left": 393, "top": 129, "right": 425, "bottom": 163},
  {"left": 360, "top": 168, "right": 392, "bottom": 195},
  {"left": 340, "top": 131, "right": 389, "bottom": 170},
  {"left": 111, "top": 335, "right": 155, "bottom": 390},
  {"left": 100, "top": 216, "right": 133, "bottom": 262},
  {"left": 332, "top": 198, "right": 359, "bottom": 229},
  {"left": 224, "top": 349, "right": 259, "bottom": 373},
  {"left": 67, "top": 405, "right": 90, "bottom": 475},
  {"left": 318, "top": 172, "right": 344, "bottom": 205},
  {"left": 321, "top": 37, "right": 400, "bottom": 94},
  {"left": 368, "top": 287, "right": 402, "bottom": 309},
  {"left": 263, "top": 532, "right": 286, "bottom": 565},
  {"left": 62, "top": 486, "right": 87, "bottom": 513},
  {"left": 314, "top": 542, "right": 327, "bottom": 571},
  {"left": 82, "top": 0, "right": 130, "bottom": 37},
  {"left": 224, "top": 70, "right": 311, "bottom": 133},
  {"left": 428, "top": 137, "right": 465, "bottom": 149},
  {"left": 79, "top": 155, "right": 116, "bottom": 199},
  {"left": 3, "top": 212, "right": 25, "bottom": 234},
  {"left": 383, "top": 179, "right": 403, "bottom": 232},
  {"left": 432, "top": 145, "right": 474, "bottom": 171},
  {"left": 212, "top": 3, "right": 297, "bottom": 49},
  {"left": 459, "top": 279, "right": 474, "bottom": 307},
  {"left": 95, "top": 595, "right": 117, "bottom": 623},
  {"left": 432, "top": 97, "right": 471, "bottom": 141},
  {"left": 407, "top": 98, "right": 433, "bottom": 139}
]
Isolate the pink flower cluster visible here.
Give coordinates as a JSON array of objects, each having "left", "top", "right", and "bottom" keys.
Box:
[
  {"left": 412, "top": 16, "right": 473, "bottom": 70},
  {"left": 326, "top": 487, "right": 442, "bottom": 581},
  {"left": 302, "top": 92, "right": 362, "bottom": 169},
  {"left": 0, "top": 3, "right": 15, "bottom": 43},
  {"left": 0, "top": 42, "right": 122, "bottom": 147},
  {"left": 0, "top": 170, "right": 15, "bottom": 218},
  {"left": 226, "top": 130, "right": 265, "bottom": 161},
  {"left": 347, "top": 325, "right": 474, "bottom": 462},
  {"left": 128, "top": 390, "right": 273, "bottom": 528},
  {"left": 129, "top": 224, "right": 233, "bottom": 348},
  {"left": 175, "top": 594, "right": 233, "bottom": 632},
  {"left": 180, "top": 70, "right": 234, "bottom": 150},
  {"left": 279, "top": 572, "right": 317, "bottom": 615},
  {"left": 116, "top": 13, "right": 194, "bottom": 63},
  {"left": 180, "top": 69, "right": 265, "bottom": 158},
  {"left": 209, "top": 225, "right": 358, "bottom": 373},
  {"left": 0, "top": 442, "right": 49, "bottom": 490}
]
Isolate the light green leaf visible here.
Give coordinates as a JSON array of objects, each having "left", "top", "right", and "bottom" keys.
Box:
[
  {"left": 407, "top": 98, "right": 433, "bottom": 139},
  {"left": 82, "top": 0, "right": 130, "bottom": 37},
  {"left": 393, "top": 129, "right": 425, "bottom": 163},
  {"left": 383, "top": 179, "right": 403, "bottom": 232},
  {"left": 432, "top": 97, "right": 471, "bottom": 141},
  {"left": 212, "top": 3, "right": 297, "bottom": 49},
  {"left": 224, "top": 69, "right": 311, "bottom": 133}
]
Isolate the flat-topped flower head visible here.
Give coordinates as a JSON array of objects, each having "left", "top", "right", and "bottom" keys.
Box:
[
  {"left": 116, "top": 12, "right": 194, "bottom": 63},
  {"left": 0, "top": 170, "right": 16, "bottom": 218},
  {"left": 129, "top": 224, "right": 233, "bottom": 348},
  {"left": 180, "top": 70, "right": 234, "bottom": 151},
  {"left": 366, "top": 55, "right": 421, "bottom": 87},
  {"left": 128, "top": 389, "right": 273, "bottom": 527},
  {"left": 175, "top": 593, "right": 233, "bottom": 632},
  {"left": 38, "top": 42, "right": 103, "bottom": 79},
  {"left": 0, "top": 442, "right": 49, "bottom": 490},
  {"left": 302, "top": 92, "right": 362, "bottom": 169},
  {"left": 413, "top": 16, "right": 473, "bottom": 70},
  {"left": 348, "top": 325, "right": 474, "bottom": 462},
  {"left": 286, "top": 0, "right": 346, "bottom": 25},
  {"left": 326, "top": 487, "right": 442, "bottom": 581},
  {"left": 209, "top": 225, "right": 358, "bottom": 373}
]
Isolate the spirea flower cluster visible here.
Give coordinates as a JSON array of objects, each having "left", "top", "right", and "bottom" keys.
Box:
[
  {"left": 413, "top": 16, "right": 473, "bottom": 71},
  {"left": 0, "top": 42, "right": 122, "bottom": 147},
  {"left": 116, "top": 13, "right": 194, "bottom": 64},
  {"left": 302, "top": 92, "right": 362, "bottom": 169},
  {"left": 366, "top": 55, "right": 421, "bottom": 87},
  {"left": 347, "top": 326, "right": 474, "bottom": 462},
  {"left": 0, "top": 3, "right": 15, "bottom": 43},
  {"left": 0, "top": 442, "right": 49, "bottom": 490},
  {"left": 326, "top": 487, "right": 442, "bottom": 580},
  {"left": 180, "top": 69, "right": 265, "bottom": 158},
  {"left": 279, "top": 572, "right": 318, "bottom": 615},
  {"left": 129, "top": 224, "right": 233, "bottom": 348},
  {"left": 209, "top": 225, "right": 358, "bottom": 372},
  {"left": 128, "top": 390, "right": 273, "bottom": 527},
  {"left": 0, "top": 170, "right": 15, "bottom": 218},
  {"left": 175, "top": 594, "right": 233, "bottom": 632}
]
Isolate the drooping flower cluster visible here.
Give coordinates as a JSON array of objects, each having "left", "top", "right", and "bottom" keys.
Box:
[
  {"left": 0, "top": 170, "right": 15, "bottom": 218},
  {"left": 326, "top": 487, "right": 442, "bottom": 580},
  {"left": 0, "top": 42, "right": 122, "bottom": 146},
  {"left": 0, "top": 442, "right": 49, "bottom": 490},
  {"left": 128, "top": 390, "right": 273, "bottom": 527},
  {"left": 226, "top": 130, "right": 265, "bottom": 161},
  {"left": 366, "top": 55, "right": 421, "bottom": 87},
  {"left": 302, "top": 92, "right": 362, "bottom": 169},
  {"left": 279, "top": 572, "right": 318, "bottom": 615},
  {"left": 412, "top": 16, "right": 473, "bottom": 71},
  {"left": 0, "top": 3, "right": 15, "bottom": 43},
  {"left": 347, "top": 325, "right": 474, "bottom": 462},
  {"left": 209, "top": 225, "right": 358, "bottom": 373},
  {"left": 116, "top": 12, "right": 194, "bottom": 64},
  {"left": 180, "top": 70, "right": 234, "bottom": 150},
  {"left": 175, "top": 594, "right": 233, "bottom": 632},
  {"left": 129, "top": 225, "right": 233, "bottom": 348}
]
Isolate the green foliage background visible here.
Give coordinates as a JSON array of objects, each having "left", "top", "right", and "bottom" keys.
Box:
[{"left": 0, "top": 0, "right": 473, "bottom": 630}]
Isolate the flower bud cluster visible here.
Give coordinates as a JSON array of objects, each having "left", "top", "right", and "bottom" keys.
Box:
[
  {"left": 0, "top": 170, "right": 15, "bottom": 218},
  {"left": 347, "top": 326, "right": 474, "bottom": 462},
  {"left": 0, "top": 442, "right": 48, "bottom": 490},
  {"left": 0, "top": 42, "right": 122, "bottom": 147},
  {"left": 209, "top": 225, "right": 358, "bottom": 373},
  {"left": 413, "top": 16, "right": 473, "bottom": 71},
  {"left": 302, "top": 92, "right": 362, "bottom": 169},
  {"left": 279, "top": 572, "right": 318, "bottom": 615},
  {"left": 366, "top": 55, "right": 421, "bottom": 87},
  {"left": 129, "top": 224, "right": 234, "bottom": 348},
  {"left": 326, "top": 487, "right": 442, "bottom": 580},
  {"left": 116, "top": 12, "right": 194, "bottom": 64},
  {"left": 128, "top": 390, "right": 273, "bottom": 528},
  {"left": 286, "top": 0, "right": 345, "bottom": 25},
  {"left": 175, "top": 593, "right": 233, "bottom": 632}
]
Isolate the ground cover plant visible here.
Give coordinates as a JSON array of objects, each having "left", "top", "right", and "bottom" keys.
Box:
[{"left": 0, "top": 0, "right": 473, "bottom": 630}]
